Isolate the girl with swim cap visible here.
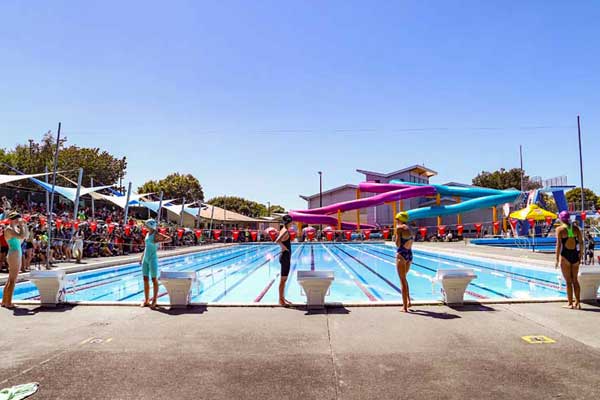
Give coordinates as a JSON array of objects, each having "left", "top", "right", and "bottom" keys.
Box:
[
  {"left": 140, "top": 219, "right": 171, "bottom": 308},
  {"left": 274, "top": 215, "right": 293, "bottom": 306},
  {"left": 555, "top": 211, "right": 583, "bottom": 309},
  {"left": 2, "top": 212, "right": 29, "bottom": 309},
  {"left": 394, "top": 212, "right": 413, "bottom": 312}
]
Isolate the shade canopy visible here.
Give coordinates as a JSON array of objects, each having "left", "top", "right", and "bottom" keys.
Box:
[
  {"left": 0, "top": 172, "right": 53, "bottom": 186},
  {"left": 94, "top": 192, "right": 150, "bottom": 208},
  {"left": 509, "top": 204, "right": 557, "bottom": 221},
  {"left": 30, "top": 178, "right": 114, "bottom": 203}
]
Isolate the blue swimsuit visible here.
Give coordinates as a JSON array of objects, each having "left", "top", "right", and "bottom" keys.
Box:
[{"left": 397, "top": 230, "right": 413, "bottom": 262}]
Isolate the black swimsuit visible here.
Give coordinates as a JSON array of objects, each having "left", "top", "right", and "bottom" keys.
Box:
[
  {"left": 396, "top": 229, "right": 413, "bottom": 262},
  {"left": 279, "top": 231, "right": 291, "bottom": 277},
  {"left": 560, "top": 232, "right": 580, "bottom": 264}
]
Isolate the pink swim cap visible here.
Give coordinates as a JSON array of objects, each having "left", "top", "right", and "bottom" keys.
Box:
[{"left": 558, "top": 211, "right": 570, "bottom": 223}]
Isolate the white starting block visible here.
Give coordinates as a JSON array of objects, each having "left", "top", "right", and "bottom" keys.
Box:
[
  {"left": 297, "top": 270, "right": 334, "bottom": 309},
  {"left": 159, "top": 270, "right": 197, "bottom": 308},
  {"left": 578, "top": 268, "right": 600, "bottom": 301},
  {"left": 435, "top": 269, "right": 477, "bottom": 305},
  {"left": 29, "top": 270, "right": 67, "bottom": 307}
]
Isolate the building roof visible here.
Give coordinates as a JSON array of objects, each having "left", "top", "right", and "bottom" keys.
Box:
[
  {"left": 299, "top": 184, "right": 358, "bottom": 201},
  {"left": 356, "top": 164, "right": 438, "bottom": 178}
]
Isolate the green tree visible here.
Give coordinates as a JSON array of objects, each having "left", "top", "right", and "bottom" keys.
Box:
[
  {"left": 0, "top": 132, "right": 126, "bottom": 188},
  {"left": 138, "top": 173, "right": 204, "bottom": 201},
  {"left": 472, "top": 168, "right": 540, "bottom": 191},
  {"left": 565, "top": 188, "right": 599, "bottom": 210},
  {"left": 206, "top": 196, "right": 284, "bottom": 217}
]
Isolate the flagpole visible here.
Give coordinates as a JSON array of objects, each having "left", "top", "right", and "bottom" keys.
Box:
[
  {"left": 156, "top": 191, "right": 164, "bottom": 224},
  {"left": 90, "top": 177, "right": 95, "bottom": 220},
  {"left": 72, "top": 168, "right": 83, "bottom": 235},
  {"left": 577, "top": 115, "right": 585, "bottom": 230},
  {"left": 123, "top": 182, "right": 132, "bottom": 225}
]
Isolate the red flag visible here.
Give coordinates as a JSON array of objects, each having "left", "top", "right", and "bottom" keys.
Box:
[
  {"left": 194, "top": 229, "right": 202, "bottom": 239},
  {"left": 55, "top": 218, "right": 63, "bottom": 229},
  {"left": 290, "top": 231, "right": 297, "bottom": 241},
  {"left": 527, "top": 218, "right": 535, "bottom": 228},
  {"left": 307, "top": 230, "right": 315, "bottom": 240},
  {"left": 438, "top": 225, "right": 446, "bottom": 236},
  {"left": 232, "top": 230, "right": 240, "bottom": 241},
  {"left": 124, "top": 225, "right": 131, "bottom": 236},
  {"left": 364, "top": 229, "right": 371, "bottom": 240},
  {"left": 250, "top": 230, "right": 258, "bottom": 241},
  {"left": 90, "top": 221, "right": 98, "bottom": 232},
  {"left": 581, "top": 211, "right": 587, "bottom": 221},
  {"left": 177, "top": 228, "right": 184, "bottom": 239},
  {"left": 457, "top": 225, "right": 464, "bottom": 235},
  {"left": 509, "top": 219, "right": 517, "bottom": 229},
  {"left": 419, "top": 227, "right": 427, "bottom": 237},
  {"left": 107, "top": 224, "right": 115, "bottom": 234},
  {"left": 545, "top": 216, "right": 553, "bottom": 225},
  {"left": 475, "top": 223, "right": 482, "bottom": 234},
  {"left": 344, "top": 230, "right": 352, "bottom": 240},
  {"left": 159, "top": 227, "right": 167, "bottom": 235},
  {"left": 142, "top": 226, "right": 149, "bottom": 237},
  {"left": 382, "top": 228, "right": 390, "bottom": 239},
  {"left": 268, "top": 230, "right": 277, "bottom": 241},
  {"left": 213, "top": 229, "right": 221, "bottom": 240},
  {"left": 326, "top": 231, "right": 334, "bottom": 241},
  {"left": 493, "top": 221, "right": 500, "bottom": 230}
]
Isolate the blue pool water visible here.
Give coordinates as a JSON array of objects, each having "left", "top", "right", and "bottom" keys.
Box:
[{"left": 2, "top": 243, "right": 573, "bottom": 304}]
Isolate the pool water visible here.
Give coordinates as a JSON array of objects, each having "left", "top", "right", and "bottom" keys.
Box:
[{"left": 2, "top": 243, "right": 572, "bottom": 304}]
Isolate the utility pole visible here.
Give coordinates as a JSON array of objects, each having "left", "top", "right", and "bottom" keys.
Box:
[{"left": 519, "top": 145, "right": 524, "bottom": 192}]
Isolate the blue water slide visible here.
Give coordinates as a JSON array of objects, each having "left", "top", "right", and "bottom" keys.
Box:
[
  {"left": 552, "top": 190, "right": 568, "bottom": 212},
  {"left": 406, "top": 192, "right": 521, "bottom": 220},
  {"left": 389, "top": 180, "right": 513, "bottom": 198}
]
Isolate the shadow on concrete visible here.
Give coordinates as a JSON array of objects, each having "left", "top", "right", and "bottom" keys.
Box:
[
  {"left": 12, "top": 304, "right": 75, "bottom": 317},
  {"left": 447, "top": 304, "right": 497, "bottom": 312},
  {"left": 408, "top": 309, "right": 461, "bottom": 319},
  {"left": 153, "top": 305, "right": 208, "bottom": 315}
]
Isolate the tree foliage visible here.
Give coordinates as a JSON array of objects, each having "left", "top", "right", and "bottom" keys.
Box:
[
  {"left": 0, "top": 132, "right": 126, "bottom": 187},
  {"left": 472, "top": 168, "right": 540, "bottom": 191},
  {"left": 138, "top": 173, "right": 204, "bottom": 201},
  {"left": 207, "top": 196, "right": 285, "bottom": 217},
  {"left": 565, "top": 188, "right": 599, "bottom": 210}
]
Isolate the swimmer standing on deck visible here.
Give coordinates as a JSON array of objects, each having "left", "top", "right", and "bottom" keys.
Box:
[
  {"left": 275, "top": 215, "right": 293, "bottom": 306},
  {"left": 140, "top": 219, "right": 171, "bottom": 308},
  {"left": 555, "top": 211, "right": 583, "bottom": 309},
  {"left": 394, "top": 212, "right": 413, "bottom": 313}
]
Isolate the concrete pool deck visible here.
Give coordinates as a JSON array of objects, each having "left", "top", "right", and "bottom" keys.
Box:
[{"left": 1, "top": 303, "right": 599, "bottom": 399}]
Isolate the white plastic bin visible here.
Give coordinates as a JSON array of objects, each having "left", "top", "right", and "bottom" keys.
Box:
[{"left": 578, "top": 268, "right": 600, "bottom": 301}]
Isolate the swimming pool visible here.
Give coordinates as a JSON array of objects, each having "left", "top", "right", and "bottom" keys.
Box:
[{"left": 3, "top": 243, "right": 572, "bottom": 304}]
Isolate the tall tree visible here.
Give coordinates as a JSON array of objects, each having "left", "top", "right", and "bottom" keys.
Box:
[
  {"left": 207, "top": 196, "right": 285, "bottom": 217},
  {"left": 138, "top": 173, "right": 204, "bottom": 201},
  {"left": 472, "top": 168, "right": 540, "bottom": 191},
  {"left": 0, "top": 132, "right": 126, "bottom": 187},
  {"left": 565, "top": 188, "right": 599, "bottom": 210}
]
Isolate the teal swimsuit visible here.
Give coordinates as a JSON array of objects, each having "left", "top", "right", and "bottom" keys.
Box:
[
  {"left": 142, "top": 232, "right": 159, "bottom": 278},
  {"left": 7, "top": 236, "right": 22, "bottom": 255}
]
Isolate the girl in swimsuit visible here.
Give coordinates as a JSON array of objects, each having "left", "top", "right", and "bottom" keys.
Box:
[
  {"left": 395, "top": 212, "right": 413, "bottom": 312},
  {"left": 140, "top": 219, "right": 171, "bottom": 308},
  {"left": 274, "top": 215, "right": 293, "bottom": 306},
  {"left": 555, "top": 211, "right": 583, "bottom": 309},
  {"left": 2, "top": 212, "right": 29, "bottom": 309}
]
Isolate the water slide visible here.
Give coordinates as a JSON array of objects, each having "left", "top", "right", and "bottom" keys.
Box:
[
  {"left": 289, "top": 185, "right": 436, "bottom": 229},
  {"left": 291, "top": 180, "right": 522, "bottom": 229}
]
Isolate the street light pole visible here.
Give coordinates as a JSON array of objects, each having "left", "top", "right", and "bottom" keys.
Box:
[
  {"left": 318, "top": 171, "right": 323, "bottom": 208},
  {"left": 577, "top": 115, "right": 585, "bottom": 230}
]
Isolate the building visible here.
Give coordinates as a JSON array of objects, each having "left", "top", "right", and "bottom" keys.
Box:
[
  {"left": 299, "top": 166, "right": 510, "bottom": 234},
  {"left": 300, "top": 165, "right": 437, "bottom": 227}
]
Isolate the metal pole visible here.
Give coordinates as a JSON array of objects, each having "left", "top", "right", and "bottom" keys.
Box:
[
  {"left": 123, "top": 181, "right": 132, "bottom": 225},
  {"left": 90, "top": 177, "right": 95, "bottom": 219},
  {"left": 209, "top": 203, "right": 215, "bottom": 233},
  {"left": 72, "top": 167, "right": 83, "bottom": 235},
  {"left": 577, "top": 115, "right": 585, "bottom": 230},
  {"left": 519, "top": 145, "right": 524, "bottom": 192},
  {"left": 319, "top": 171, "right": 323, "bottom": 235},
  {"left": 46, "top": 122, "right": 62, "bottom": 268},
  {"left": 180, "top": 197, "right": 185, "bottom": 226},
  {"left": 156, "top": 191, "right": 164, "bottom": 223},
  {"left": 44, "top": 166, "right": 50, "bottom": 266}
]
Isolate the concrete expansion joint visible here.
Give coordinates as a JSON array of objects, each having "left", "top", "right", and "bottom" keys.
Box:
[{"left": 326, "top": 309, "right": 341, "bottom": 400}]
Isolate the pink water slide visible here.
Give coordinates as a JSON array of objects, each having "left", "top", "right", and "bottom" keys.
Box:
[{"left": 289, "top": 183, "right": 436, "bottom": 229}]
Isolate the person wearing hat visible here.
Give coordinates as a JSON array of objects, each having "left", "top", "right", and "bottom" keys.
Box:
[
  {"left": 274, "top": 215, "right": 293, "bottom": 306},
  {"left": 2, "top": 212, "right": 29, "bottom": 309},
  {"left": 140, "top": 219, "right": 171, "bottom": 308},
  {"left": 555, "top": 211, "right": 583, "bottom": 309},
  {"left": 394, "top": 212, "right": 413, "bottom": 312}
]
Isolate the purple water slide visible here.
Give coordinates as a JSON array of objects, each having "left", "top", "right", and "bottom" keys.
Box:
[
  {"left": 289, "top": 185, "right": 436, "bottom": 229},
  {"left": 357, "top": 182, "right": 410, "bottom": 193}
]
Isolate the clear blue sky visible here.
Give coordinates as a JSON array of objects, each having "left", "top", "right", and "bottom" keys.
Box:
[{"left": 1, "top": 1, "right": 598, "bottom": 210}]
